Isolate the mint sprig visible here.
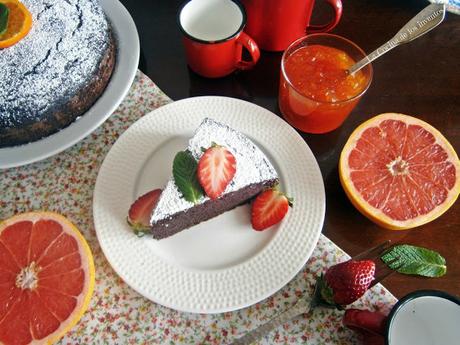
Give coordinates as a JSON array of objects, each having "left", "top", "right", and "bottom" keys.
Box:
[
  {"left": 173, "top": 150, "right": 203, "bottom": 204},
  {"left": 381, "top": 244, "right": 446, "bottom": 278},
  {"left": 0, "top": 3, "right": 9, "bottom": 36}
]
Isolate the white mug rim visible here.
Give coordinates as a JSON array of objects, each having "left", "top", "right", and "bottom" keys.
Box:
[{"left": 177, "top": 0, "right": 247, "bottom": 44}]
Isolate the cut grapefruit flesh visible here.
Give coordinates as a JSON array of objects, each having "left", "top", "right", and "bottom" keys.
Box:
[
  {"left": 339, "top": 113, "right": 460, "bottom": 230},
  {"left": 0, "top": 212, "right": 95, "bottom": 345}
]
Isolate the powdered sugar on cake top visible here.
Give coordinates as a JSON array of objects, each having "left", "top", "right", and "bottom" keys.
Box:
[
  {"left": 0, "top": 0, "right": 111, "bottom": 128},
  {"left": 150, "top": 118, "right": 279, "bottom": 224}
]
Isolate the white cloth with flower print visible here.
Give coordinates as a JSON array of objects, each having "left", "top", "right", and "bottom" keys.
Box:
[{"left": 0, "top": 71, "right": 397, "bottom": 345}]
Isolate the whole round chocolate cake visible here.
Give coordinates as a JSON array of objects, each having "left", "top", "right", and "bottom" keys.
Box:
[{"left": 0, "top": 0, "right": 116, "bottom": 147}]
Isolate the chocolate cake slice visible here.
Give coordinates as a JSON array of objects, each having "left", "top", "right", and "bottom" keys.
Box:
[{"left": 150, "top": 118, "right": 279, "bottom": 239}]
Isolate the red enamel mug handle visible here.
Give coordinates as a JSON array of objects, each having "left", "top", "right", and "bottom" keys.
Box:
[
  {"left": 307, "top": 0, "right": 343, "bottom": 33},
  {"left": 236, "top": 32, "right": 260, "bottom": 70}
]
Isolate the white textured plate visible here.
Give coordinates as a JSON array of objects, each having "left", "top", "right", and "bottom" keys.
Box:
[
  {"left": 93, "top": 96, "right": 325, "bottom": 313},
  {"left": 0, "top": 0, "right": 139, "bottom": 169}
]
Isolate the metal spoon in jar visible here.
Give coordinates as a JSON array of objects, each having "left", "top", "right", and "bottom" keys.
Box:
[{"left": 348, "top": 3, "right": 446, "bottom": 75}]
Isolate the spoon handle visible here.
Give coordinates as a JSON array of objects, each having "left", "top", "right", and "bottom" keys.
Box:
[
  {"left": 348, "top": 3, "right": 446, "bottom": 75},
  {"left": 231, "top": 298, "right": 311, "bottom": 345}
]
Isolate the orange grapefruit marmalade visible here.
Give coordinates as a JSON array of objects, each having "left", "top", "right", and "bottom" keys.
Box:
[{"left": 279, "top": 45, "right": 370, "bottom": 133}]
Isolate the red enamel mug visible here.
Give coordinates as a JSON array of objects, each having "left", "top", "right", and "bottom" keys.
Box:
[
  {"left": 241, "top": 0, "right": 343, "bottom": 51},
  {"left": 178, "top": 0, "right": 260, "bottom": 78}
]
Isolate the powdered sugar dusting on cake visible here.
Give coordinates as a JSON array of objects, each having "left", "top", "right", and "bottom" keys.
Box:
[
  {"left": 151, "top": 118, "right": 278, "bottom": 224},
  {"left": 0, "top": 0, "right": 110, "bottom": 127}
]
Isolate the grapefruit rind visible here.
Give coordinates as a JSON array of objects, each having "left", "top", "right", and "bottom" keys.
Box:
[
  {"left": 0, "top": 211, "right": 95, "bottom": 345},
  {"left": 339, "top": 113, "right": 460, "bottom": 230}
]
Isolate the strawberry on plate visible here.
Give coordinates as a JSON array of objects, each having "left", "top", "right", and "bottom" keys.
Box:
[
  {"left": 197, "top": 143, "right": 236, "bottom": 200},
  {"left": 127, "top": 189, "right": 162, "bottom": 236},
  {"left": 251, "top": 185, "right": 293, "bottom": 231},
  {"left": 315, "top": 259, "right": 376, "bottom": 307}
]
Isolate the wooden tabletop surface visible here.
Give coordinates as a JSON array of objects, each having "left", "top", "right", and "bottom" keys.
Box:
[{"left": 120, "top": 0, "right": 460, "bottom": 299}]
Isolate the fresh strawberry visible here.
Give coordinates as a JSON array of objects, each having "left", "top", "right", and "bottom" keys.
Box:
[
  {"left": 316, "top": 259, "right": 376, "bottom": 307},
  {"left": 251, "top": 185, "right": 293, "bottom": 231},
  {"left": 343, "top": 309, "right": 388, "bottom": 336},
  {"left": 197, "top": 144, "right": 236, "bottom": 199},
  {"left": 354, "top": 332, "right": 384, "bottom": 345},
  {"left": 343, "top": 309, "right": 387, "bottom": 345},
  {"left": 127, "top": 189, "right": 162, "bottom": 236}
]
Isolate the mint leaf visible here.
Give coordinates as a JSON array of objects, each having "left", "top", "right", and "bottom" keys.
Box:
[
  {"left": 381, "top": 244, "right": 446, "bottom": 278},
  {"left": 173, "top": 150, "right": 203, "bottom": 204},
  {"left": 0, "top": 3, "right": 9, "bottom": 36}
]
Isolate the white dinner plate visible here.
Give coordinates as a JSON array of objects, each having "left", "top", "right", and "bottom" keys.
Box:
[
  {"left": 0, "top": 0, "right": 139, "bottom": 169},
  {"left": 93, "top": 96, "right": 326, "bottom": 313}
]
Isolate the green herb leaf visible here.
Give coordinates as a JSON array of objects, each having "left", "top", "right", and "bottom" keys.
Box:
[
  {"left": 381, "top": 244, "right": 446, "bottom": 278},
  {"left": 0, "top": 3, "right": 9, "bottom": 36},
  {"left": 173, "top": 150, "right": 203, "bottom": 204}
]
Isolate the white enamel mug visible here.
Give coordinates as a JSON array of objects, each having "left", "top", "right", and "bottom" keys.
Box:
[{"left": 385, "top": 290, "right": 460, "bottom": 345}]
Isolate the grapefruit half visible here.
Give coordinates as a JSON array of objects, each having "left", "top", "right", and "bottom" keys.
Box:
[
  {"left": 339, "top": 113, "right": 460, "bottom": 230},
  {"left": 0, "top": 212, "right": 95, "bottom": 345}
]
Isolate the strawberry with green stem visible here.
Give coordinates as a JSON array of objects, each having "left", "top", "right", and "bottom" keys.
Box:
[
  {"left": 233, "top": 258, "right": 377, "bottom": 344},
  {"left": 313, "top": 259, "right": 376, "bottom": 308},
  {"left": 332, "top": 261, "right": 389, "bottom": 345}
]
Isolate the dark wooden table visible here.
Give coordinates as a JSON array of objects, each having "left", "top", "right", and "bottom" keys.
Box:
[{"left": 121, "top": 0, "right": 460, "bottom": 300}]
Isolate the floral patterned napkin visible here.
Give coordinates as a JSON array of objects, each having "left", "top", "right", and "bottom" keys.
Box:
[{"left": 0, "top": 71, "right": 397, "bottom": 345}]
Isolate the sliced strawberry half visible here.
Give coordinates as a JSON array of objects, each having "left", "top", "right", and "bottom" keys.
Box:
[
  {"left": 197, "top": 143, "right": 236, "bottom": 200},
  {"left": 127, "top": 188, "right": 162, "bottom": 236},
  {"left": 251, "top": 186, "right": 293, "bottom": 231}
]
